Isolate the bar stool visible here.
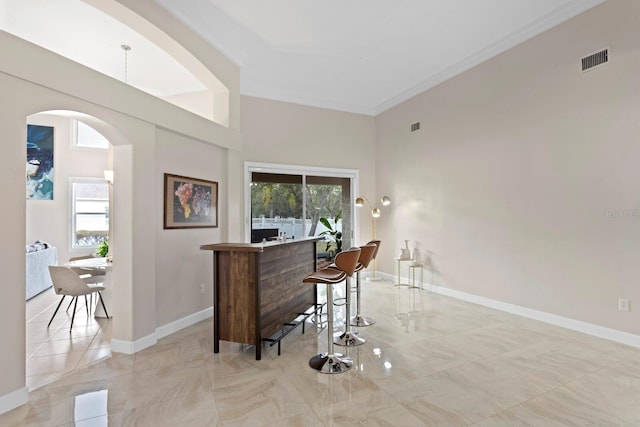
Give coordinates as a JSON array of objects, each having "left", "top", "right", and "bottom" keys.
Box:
[
  {"left": 334, "top": 245, "right": 373, "bottom": 347},
  {"left": 303, "top": 247, "right": 361, "bottom": 374},
  {"left": 351, "top": 240, "right": 380, "bottom": 327}
]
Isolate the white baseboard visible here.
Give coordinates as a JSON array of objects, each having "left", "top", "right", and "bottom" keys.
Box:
[
  {"left": 111, "top": 333, "right": 157, "bottom": 355},
  {"left": 111, "top": 306, "right": 213, "bottom": 354},
  {"left": 0, "top": 386, "right": 28, "bottom": 415},
  {"left": 374, "top": 270, "right": 640, "bottom": 349},
  {"left": 156, "top": 307, "right": 213, "bottom": 340}
]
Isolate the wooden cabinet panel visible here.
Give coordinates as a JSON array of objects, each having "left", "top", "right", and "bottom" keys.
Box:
[{"left": 202, "top": 238, "right": 319, "bottom": 360}]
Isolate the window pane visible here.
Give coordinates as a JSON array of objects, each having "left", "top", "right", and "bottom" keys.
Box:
[
  {"left": 305, "top": 176, "right": 351, "bottom": 267},
  {"left": 76, "top": 121, "right": 109, "bottom": 149},
  {"left": 72, "top": 180, "right": 109, "bottom": 248},
  {"left": 250, "top": 173, "right": 303, "bottom": 242}
]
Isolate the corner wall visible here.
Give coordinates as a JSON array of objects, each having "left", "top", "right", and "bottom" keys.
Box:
[{"left": 374, "top": 0, "right": 640, "bottom": 335}]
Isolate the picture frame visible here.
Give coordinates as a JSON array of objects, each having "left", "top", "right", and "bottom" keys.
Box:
[
  {"left": 26, "top": 124, "right": 55, "bottom": 200},
  {"left": 163, "top": 173, "right": 218, "bottom": 229}
]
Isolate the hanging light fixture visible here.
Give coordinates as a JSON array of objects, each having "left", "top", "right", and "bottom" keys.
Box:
[{"left": 121, "top": 44, "right": 131, "bottom": 83}]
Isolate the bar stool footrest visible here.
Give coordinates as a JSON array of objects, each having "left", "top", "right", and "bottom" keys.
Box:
[{"left": 262, "top": 305, "right": 317, "bottom": 355}]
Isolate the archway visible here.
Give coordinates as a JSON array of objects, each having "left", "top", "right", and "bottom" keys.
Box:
[
  {"left": 0, "top": 73, "right": 142, "bottom": 410},
  {"left": 25, "top": 110, "right": 117, "bottom": 389}
]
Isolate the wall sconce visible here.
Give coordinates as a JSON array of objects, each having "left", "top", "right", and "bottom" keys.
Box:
[
  {"left": 103, "top": 170, "right": 114, "bottom": 185},
  {"left": 355, "top": 195, "right": 391, "bottom": 280}
]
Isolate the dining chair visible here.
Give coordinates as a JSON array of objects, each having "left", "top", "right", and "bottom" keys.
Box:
[{"left": 47, "top": 266, "right": 110, "bottom": 332}]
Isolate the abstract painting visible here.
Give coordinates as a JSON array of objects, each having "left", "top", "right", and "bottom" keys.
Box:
[
  {"left": 26, "top": 124, "right": 54, "bottom": 200},
  {"left": 164, "top": 173, "right": 218, "bottom": 229}
]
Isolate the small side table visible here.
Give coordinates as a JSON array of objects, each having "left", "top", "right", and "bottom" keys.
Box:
[
  {"left": 395, "top": 258, "right": 418, "bottom": 288},
  {"left": 408, "top": 264, "right": 423, "bottom": 290}
]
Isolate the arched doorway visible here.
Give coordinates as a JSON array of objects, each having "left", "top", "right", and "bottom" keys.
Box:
[
  {"left": 0, "top": 76, "right": 142, "bottom": 410},
  {"left": 25, "top": 110, "right": 117, "bottom": 389}
]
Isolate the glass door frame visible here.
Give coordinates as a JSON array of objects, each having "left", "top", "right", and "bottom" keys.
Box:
[{"left": 244, "top": 161, "right": 359, "bottom": 244}]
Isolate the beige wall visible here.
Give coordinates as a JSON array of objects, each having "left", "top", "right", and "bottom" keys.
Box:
[
  {"left": 0, "top": 17, "right": 237, "bottom": 407},
  {"left": 155, "top": 128, "right": 226, "bottom": 326},
  {"left": 238, "top": 96, "right": 377, "bottom": 244},
  {"left": 375, "top": 0, "right": 640, "bottom": 334}
]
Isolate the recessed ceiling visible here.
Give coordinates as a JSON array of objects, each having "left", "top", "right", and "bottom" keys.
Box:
[{"left": 158, "top": 0, "right": 604, "bottom": 115}]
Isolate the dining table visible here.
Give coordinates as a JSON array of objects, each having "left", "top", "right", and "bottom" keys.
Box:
[{"left": 64, "top": 256, "right": 113, "bottom": 318}]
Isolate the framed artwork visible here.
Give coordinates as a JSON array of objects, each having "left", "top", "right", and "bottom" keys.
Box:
[
  {"left": 26, "top": 124, "right": 54, "bottom": 200},
  {"left": 164, "top": 173, "right": 218, "bottom": 229}
]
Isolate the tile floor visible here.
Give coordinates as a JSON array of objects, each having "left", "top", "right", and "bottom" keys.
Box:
[
  {"left": 4, "top": 280, "right": 640, "bottom": 426},
  {"left": 25, "top": 287, "right": 113, "bottom": 392}
]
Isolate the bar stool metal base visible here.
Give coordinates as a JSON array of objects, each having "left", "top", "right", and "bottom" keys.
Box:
[
  {"left": 334, "top": 330, "right": 366, "bottom": 346},
  {"left": 350, "top": 314, "right": 375, "bottom": 327},
  {"left": 309, "top": 352, "right": 353, "bottom": 374}
]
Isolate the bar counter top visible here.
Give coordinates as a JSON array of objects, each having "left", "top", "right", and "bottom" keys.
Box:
[{"left": 200, "top": 236, "right": 322, "bottom": 252}]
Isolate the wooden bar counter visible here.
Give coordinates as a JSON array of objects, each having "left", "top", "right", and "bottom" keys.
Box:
[{"left": 200, "top": 237, "right": 320, "bottom": 360}]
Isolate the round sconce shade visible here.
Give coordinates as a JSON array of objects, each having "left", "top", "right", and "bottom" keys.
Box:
[
  {"left": 355, "top": 197, "right": 365, "bottom": 207},
  {"left": 371, "top": 207, "right": 381, "bottom": 218},
  {"left": 381, "top": 196, "right": 391, "bottom": 206}
]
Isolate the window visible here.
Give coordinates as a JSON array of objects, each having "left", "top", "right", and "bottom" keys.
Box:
[
  {"left": 71, "top": 178, "right": 109, "bottom": 248},
  {"left": 73, "top": 120, "right": 109, "bottom": 149},
  {"left": 248, "top": 167, "right": 354, "bottom": 262}
]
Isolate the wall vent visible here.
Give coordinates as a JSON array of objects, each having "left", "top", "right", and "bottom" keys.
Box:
[
  {"left": 410, "top": 122, "right": 421, "bottom": 132},
  {"left": 581, "top": 48, "right": 608, "bottom": 72}
]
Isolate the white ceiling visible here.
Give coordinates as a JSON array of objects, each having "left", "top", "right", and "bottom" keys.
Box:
[
  {"left": 158, "top": 0, "right": 605, "bottom": 115},
  {"left": 1, "top": 0, "right": 604, "bottom": 115}
]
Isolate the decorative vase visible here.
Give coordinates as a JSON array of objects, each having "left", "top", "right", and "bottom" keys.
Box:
[
  {"left": 412, "top": 246, "right": 421, "bottom": 266},
  {"left": 398, "top": 240, "right": 411, "bottom": 260}
]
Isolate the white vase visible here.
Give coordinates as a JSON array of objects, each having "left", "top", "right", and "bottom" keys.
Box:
[
  {"left": 398, "top": 240, "right": 411, "bottom": 260},
  {"left": 412, "top": 247, "right": 421, "bottom": 265}
]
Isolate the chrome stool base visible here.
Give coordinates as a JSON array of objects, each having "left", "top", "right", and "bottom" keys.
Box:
[
  {"left": 351, "top": 314, "right": 375, "bottom": 327},
  {"left": 334, "top": 330, "right": 366, "bottom": 347},
  {"left": 309, "top": 352, "right": 353, "bottom": 374}
]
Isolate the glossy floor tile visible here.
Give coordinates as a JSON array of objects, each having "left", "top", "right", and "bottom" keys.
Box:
[
  {"left": 5, "top": 280, "right": 640, "bottom": 426},
  {"left": 24, "top": 287, "right": 113, "bottom": 392}
]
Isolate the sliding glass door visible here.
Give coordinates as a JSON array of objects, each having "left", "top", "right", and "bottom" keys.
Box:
[{"left": 246, "top": 163, "right": 357, "bottom": 264}]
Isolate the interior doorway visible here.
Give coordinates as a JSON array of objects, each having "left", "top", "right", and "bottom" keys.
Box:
[{"left": 24, "top": 112, "right": 113, "bottom": 391}]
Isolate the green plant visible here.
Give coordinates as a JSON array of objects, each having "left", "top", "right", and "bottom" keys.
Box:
[
  {"left": 319, "top": 213, "right": 342, "bottom": 255},
  {"left": 95, "top": 240, "right": 109, "bottom": 258}
]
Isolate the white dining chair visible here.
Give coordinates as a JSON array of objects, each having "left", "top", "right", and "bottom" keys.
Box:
[{"left": 47, "top": 266, "right": 110, "bottom": 332}]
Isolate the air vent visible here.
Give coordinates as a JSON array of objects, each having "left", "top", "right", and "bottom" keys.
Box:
[
  {"left": 581, "top": 48, "right": 608, "bottom": 72},
  {"left": 410, "top": 122, "right": 420, "bottom": 132}
]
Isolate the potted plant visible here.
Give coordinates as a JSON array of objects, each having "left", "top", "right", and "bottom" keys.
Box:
[
  {"left": 95, "top": 240, "right": 109, "bottom": 258},
  {"left": 319, "top": 213, "right": 342, "bottom": 257}
]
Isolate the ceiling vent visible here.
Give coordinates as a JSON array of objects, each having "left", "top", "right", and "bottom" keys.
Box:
[
  {"left": 581, "top": 48, "right": 608, "bottom": 72},
  {"left": 410, "top": 122, "right": 421, "bottom": 132}
]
